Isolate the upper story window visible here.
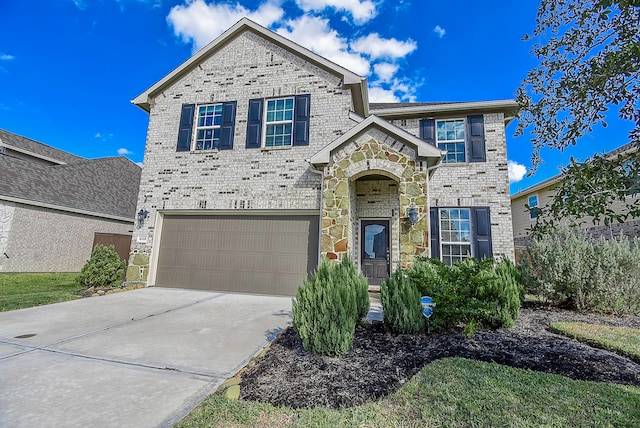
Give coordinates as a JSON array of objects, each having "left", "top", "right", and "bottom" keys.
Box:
[
  {"left": 528, "top": 194, "right": 539, "bottom": 219},
  {"left": 265, "top": 97, "right": 294, "bottom": 148},
  {"left": 195, "top": 104, "right": 223, "bottom": 150},
  {"left": 245, "top": 94, "right": 311, "bottom": 149},
  {"left": 436, "top": 119, "right": 466, "bottom": 163}
]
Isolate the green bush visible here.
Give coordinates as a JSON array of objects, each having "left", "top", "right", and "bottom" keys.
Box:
[
  {"left": 292, "top": 258, "right": 358, "bottom": 357},
  {"left": 521, "top": 226, "right": 640, "bottom": 314},
  {"left": 336, "top": 256, "right": 370, "bottom": 321},
  {"left": 77, "top": 245, "right": 125, "bottom": 288},
  {"left": 381, "top": 269, "right": 424, "bottom": 334},
  {"left": 409, "top": 257, "right": 523, "bottom": 331}
]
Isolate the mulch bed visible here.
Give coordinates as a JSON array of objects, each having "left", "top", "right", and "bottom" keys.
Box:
[{"left": 239, "top": 305, "right": 640, "bottom": 409}]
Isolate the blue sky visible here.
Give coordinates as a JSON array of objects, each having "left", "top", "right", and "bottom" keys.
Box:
[{"left": 0, "top": 0, "right": 633, "bottom": 193}]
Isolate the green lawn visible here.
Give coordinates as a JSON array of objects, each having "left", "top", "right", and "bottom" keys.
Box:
[
  {"left": 551, "top": 321, "right": 640, "bottom": 363},
  {"left": 177, "top": 358, "right": 640, "bottom": 428},
  {"left": 0, "top": 273, "right": 83, "bottom": 312}
]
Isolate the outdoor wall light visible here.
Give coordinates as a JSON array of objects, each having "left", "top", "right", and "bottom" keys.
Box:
[
  {"left": 408, "top": 206, "right": 419, "bottom": 226},
  {"left": 137, "top": 208, "right": 149, "bottom": 228}
]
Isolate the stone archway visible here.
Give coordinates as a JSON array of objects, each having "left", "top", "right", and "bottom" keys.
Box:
[{"left": 320, "top": 130, "right": 429, "bottom": 271}]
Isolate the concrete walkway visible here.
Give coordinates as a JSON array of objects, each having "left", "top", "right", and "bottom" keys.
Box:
[{"left": 0, "top": 288, "right": 292, "bottom": 427}]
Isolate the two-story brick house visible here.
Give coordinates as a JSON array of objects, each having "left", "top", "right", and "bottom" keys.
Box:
[{"left": 127, "top": 18, "right": 518, "bottom": 295}]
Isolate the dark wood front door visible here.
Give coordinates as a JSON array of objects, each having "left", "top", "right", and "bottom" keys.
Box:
[{"left": 361, "top": 220, "right": 390, "bottom": 286}]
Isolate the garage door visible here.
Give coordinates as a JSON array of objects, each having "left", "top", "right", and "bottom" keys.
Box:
[{"left": 155, "top": 214, "right": 319, "bottom": 296}]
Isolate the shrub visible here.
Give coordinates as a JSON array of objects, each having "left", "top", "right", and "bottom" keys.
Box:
[
  {"left": 521, "top": 226, "right": 640, "bottom": 314},
  {"left": 77, "top": 245, "right": 125, "bottom": 288},
  {"left": 409, "top": 257, "right": 523, "bottom": 331},
  {"left": 292, "top": 258, "right": 358, "bottom": 357},
  {"left": 381, "top": 269, "right": 424, "bottom": 334},
  {"left": 336, "top": 256, "right": 370, "bottom": 322}
]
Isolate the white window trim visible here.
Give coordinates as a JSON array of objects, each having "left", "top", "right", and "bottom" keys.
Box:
[
  {"left": 439, "top": 207, "right": 473, "bottom": 265},
  {"left": 436, "top": 118, "right": 466, "bottom": 163},
  {"left": 528, "top": 194, "right": 539, "bottom": 220},
  {"left": 262, "top": 96, "right": 295, "bottom": 149},
  {"left": 193, "top": 103, "right": 223, "bottom": 151}
]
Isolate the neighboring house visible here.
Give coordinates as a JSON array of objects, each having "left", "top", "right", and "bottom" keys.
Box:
[
  {"left": 128, "top": 18, "right": 518, "bottom": 295},
  {"left": 0, "top": 129, "right": 141, "bottom": 272},
  {"left": 511, "top": 142, "right": 640, "bottom": 248}
]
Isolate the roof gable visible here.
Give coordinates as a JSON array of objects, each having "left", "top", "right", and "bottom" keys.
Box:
[
  {"left": 308, "top": 115, "right": 444, "bottom": 166},
  {"left": 0, "top": 129, "right": 83, "bottom": 165},
  {"left": 132, "top": 17, "right": 368, "bottom": 116}
]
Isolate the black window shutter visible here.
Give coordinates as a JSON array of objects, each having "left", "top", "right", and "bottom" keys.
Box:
[
  {"left": 219, "top": 101, "right": 236, "bottom": 150},
  {"left": 246, "top": 98, "right": 263, "bottom": 149},
  {"left": 429, "top": 207, "right": 440, "bottom": 259},
  {"left": 293, "top": 94, "right": 311, "bottom": 146},
  {"left": 467, "top": 115, "right": 486, "bottom": 162},
  {"left": 472, "top": 207, "right": 492, "bottom": 259},
  {"left": 176, "top": 104, "right": 195, "bottom": 152},
  {"left": 419, "top": 119, "right": 436, "bottom": 146}
]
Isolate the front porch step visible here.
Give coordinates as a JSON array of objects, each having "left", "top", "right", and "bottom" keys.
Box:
[{"left": 368, "top": 285, "right": 381, "bottom": 293}]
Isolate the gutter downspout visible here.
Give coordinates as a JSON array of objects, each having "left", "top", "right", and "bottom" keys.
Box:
[{"left": 307, "top": 161, "right": 325, "bottom": 267}]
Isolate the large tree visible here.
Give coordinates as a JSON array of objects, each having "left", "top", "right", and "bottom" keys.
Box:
[{"left": 516, "top": 0, "right": 640, "bottom": 232}]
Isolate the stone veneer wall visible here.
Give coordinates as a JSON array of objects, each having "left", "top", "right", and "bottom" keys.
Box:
[
  {"left": 392, "top": 113, "right": 515, "bottom": 261},
  {"left": 129, "top": 30, "right": 355, "bottom": 270},
  {"left": 0, "top": 202, "right": 133, "bottom": 272},
  {"left": 0, "top": 200, "right": 16, "bottom": 266},
  {"left": 321, "top": 129, "right": 429, "bottom": 269}
]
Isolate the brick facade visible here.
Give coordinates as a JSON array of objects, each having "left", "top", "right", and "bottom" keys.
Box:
[{"left": 0, "top": 201, "right": 132, "bottom": 272}]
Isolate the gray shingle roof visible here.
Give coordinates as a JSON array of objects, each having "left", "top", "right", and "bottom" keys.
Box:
[
  {"left": 0, "top": 128, "right": 83, "bottom": 164},
  {"left": 0, "top": 131, "right": 141, "bottom": 219}
]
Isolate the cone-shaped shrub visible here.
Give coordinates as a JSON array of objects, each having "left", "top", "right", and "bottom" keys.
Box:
[
  {"left": 77, "top": 244, "right": 125, "bottom": 288},
  {"left": 381, "top": 269, "right": 423, "bottom": 334},
  {"left": 292, "top": 258, "right": 357, "bottom": 356},
  {"left": 336, "top": 256, "right": 370, "bottom": 322}
]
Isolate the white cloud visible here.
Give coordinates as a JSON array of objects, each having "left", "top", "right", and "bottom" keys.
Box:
[
  {"left": 276, "top": 15, "right": 370, "bottom": 76},
  {"left": 0, "top": 54, "right": 15, "bottom": 61},
  {"left": 168, "top": 0, "right": 284, "bottom": 52},
  {"left": 295, "top": 0, "right": 377, "bottom": 24},
  {"left": 368, "top": 86, "right": 400, "bottom": 103},
  {"left": 350, "top": 33, "right": 417, "bottom": 60},
  {"left": 508, "top": 160, "right": 527, "bottom": 183},
  {"left": 117, "top": 148, "right": 133, "bottom": 155},
  {"left": 94, "top": 132, "right": 114, "bottom": 142},
  {"left": 433, "top": 25, "right": 446, "bottom": 38},
  {"left": 71, "top": 0, "right": 87, "bottom": 10},
  {"left": 373, "top": 62, "right": 399, "bottom": 82}
]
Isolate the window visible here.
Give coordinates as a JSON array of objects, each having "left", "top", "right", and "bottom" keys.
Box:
[
  {"left": 195, "top": 104, "right": 223, "bottom": 150},
  {"left": 439, "top": 208, "right": 472, "bottom": 265},
  {"left": 436, "top": 119, "right": 466, "bottom": 163},
  {"left": 528, "top": 194, "right": 539, "bottom": 219},
  {"left": 265, "top": 97, "right": 294, "bottom": 147}
]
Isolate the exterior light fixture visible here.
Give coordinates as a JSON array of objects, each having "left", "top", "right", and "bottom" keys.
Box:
[
  {"left": 408, "top": 206, "right": 418, "bottom": 226},
  {"left": 137, "top": 208, "right": 149, "bottom": 228}
]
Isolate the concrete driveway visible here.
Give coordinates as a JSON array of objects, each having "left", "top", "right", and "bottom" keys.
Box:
[{"left": 0, "top": 288, "right": 292, "bottom": 427}]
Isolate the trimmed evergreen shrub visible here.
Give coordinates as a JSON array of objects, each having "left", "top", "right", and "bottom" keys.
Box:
[
  {"left": 77, "top": 244, "right": 125, "bottom": 288},
  {"left": 409, "top": 257, "right": 523, "bottom": 331},
  {"left": 292, "top": 258, "right": 358, "bottom": 357},
  {"left": 521, "top": 226, "right": 640, "bottom": 315},
  {"left": 336, "top": 256, "right": 370, "bottom": 322},
  {"left": 381, "top": 269, "right": 423, "bottom": 334}
]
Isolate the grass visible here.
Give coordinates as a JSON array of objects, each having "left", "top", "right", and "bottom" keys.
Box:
[
  {"left": 551, "top": 321, "right": 640, "bottom": 364},
  {"left": 176, "top": 358, "right": 640, "bottom": 428},
  {"left": 0, "top": 273, "right": 83, "bottom": 312}
]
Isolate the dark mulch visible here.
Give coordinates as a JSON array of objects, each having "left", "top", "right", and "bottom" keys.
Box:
[{"left": 239, "top": 305, "right": 640, "bottom": 409}]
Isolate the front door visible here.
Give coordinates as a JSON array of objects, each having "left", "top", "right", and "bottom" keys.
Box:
[{"left": 361, "top": 220, "right": 390, "bottom": 286}]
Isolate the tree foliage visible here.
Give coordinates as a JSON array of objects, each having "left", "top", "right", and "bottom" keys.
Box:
[{"left": 517, "top": 0, "right": 640, "bottom": 228}]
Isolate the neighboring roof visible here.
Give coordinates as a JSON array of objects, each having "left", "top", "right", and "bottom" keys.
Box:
[
  {"left": 0, "top": 130, "right": 141, "bottom": 221},
  {"left": 308, "top": 115, "right": 445, "bottom": 167},
  {"left": 369, "top": 100, "right": 520, "bottom": 123},
  {"left": 0, "top": 128, "right": 83, "bottom": 165},
  {"left": 132, "top": 17, "right": 369, "bottom": 117},
  {"left": 510, "top": 141, "right": 639, "bottom": 200}
]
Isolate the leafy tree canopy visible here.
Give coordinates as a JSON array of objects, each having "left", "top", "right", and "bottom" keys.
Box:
[{"left": 516, "top": 0, "right": 639, "bottom": 231}]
